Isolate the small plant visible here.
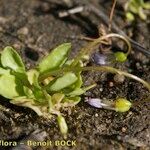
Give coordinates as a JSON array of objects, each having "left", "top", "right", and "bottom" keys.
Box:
[
  {"left": 0, "top": 44, "right": 95, "bottom": 136},
  {"left": 0, "top": 33, "right": 150, "bottom": 136},
  {"left": 125, "top": 0, "right": 150, "bottom": 21}
]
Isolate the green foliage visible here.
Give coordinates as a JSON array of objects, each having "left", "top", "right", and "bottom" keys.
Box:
[
  {"left": 0, "top": 73, "right": 23, "bottom": 99},
  {"left": 38, "top": 43, "right": 71, "bottom": 74},
  {"left": 0, "top": 67, "right": 10, "bottom": 75},
  {"left": 0, "top": 44, "right": 88, "bottom": 136},
  {"left": 48, "top": 72, "right": 78, "bottom": 92},
  {"left": 1, "top": 46, "right": 25, "bottom": 72},
  {"left": 27, "top": 69, "right": 40, "bottom": 89},
  {"left": 125, "top": 0, "right": 150, "bottom": 21}
]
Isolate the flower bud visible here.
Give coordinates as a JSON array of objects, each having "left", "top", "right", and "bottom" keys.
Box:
[
  {"left": 115, "top": 98, "right": 132, "bottom": 112},
  {"left": 57, "top": 115, "right": 68, "bottom": 136},
  {"left": 85, "top": 97, "right": 108, "bottom": 108},
  {"left": 91, "top": 52, "right": 115, "bottom": 65},
  {"left": 114, "top": 52, "right": 127, "bottom": 62}
]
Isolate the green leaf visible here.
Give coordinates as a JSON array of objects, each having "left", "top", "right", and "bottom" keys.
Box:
[
  {"left": 74, "top": 73, "right": 82, "bottom": 88},
  {"left": 67, "top": 84, "right": 96, "bottom": 97},
  {"left": 67, "top": 88, "right": 85, "bottom": 97},
  {"left": 23, "top": 86, "right": 34, "bottom": 98},
  {"left": 33, "top": 89, "right": 46, "bottom": 103},
  {"left": 0, "top": 74, "right": 24, "bottom": 99},
  {"left": 138, "top": 7, "right": 146, "bottom": 20},
  {"left": 42, "top": 90, "right": 53, "bottom": 112},
  {"left": 48, "top": 72, "right": 78, "bottom": 92},
  {"left": 1, "top": 46, "right": 25, "bottom": 72},
  {"left": 52, "top": 93, "right": 65, "bottom": 104},
  {"left": 0, "top": 53, "right": 2, "bottom": 67},
  {"left": 126, "top": 12, "right": 135, "bottom": 21},
  {"left": 143, "top": 2, "right": 150, "bottom": 9},
  {"left": 71, "top": 97, "right": 81, "bottom": 104},
  {"left": 62, "top": 61, "right": 83, "bottom": 91},
  {"left": 27, "top": 69, "right": 40, "bottom": 89},
  {"left": 38, "top": 43, "right": 71, "bottom": 74},
  {"left": 73, "top": 61, "right": 83, "bottom": 89},
  {"left": 12, "top": 71, "right": 30, "bottom": 86},
  {"left": 0, "top": 67, "right": 10, "bottom": 75}
]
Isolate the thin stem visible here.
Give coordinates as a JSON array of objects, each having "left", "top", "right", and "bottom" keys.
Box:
[
  {"left": 109, "top": 0, "right": 117, "bottom": 31},
  {"left": 39, "top": 66, "right": 150, "bottom": 92},
  {"left": 71, "top": 33, "right": 131, "bottom": 67},
  {"left": 83, "top": 83, "right": 97, "bottom": 91},
  {"left": 80, "top": 36, "right": 110, "bottom": 44},
  {"left": 43, "top": 90, "right": 53, "bottom": 112}
]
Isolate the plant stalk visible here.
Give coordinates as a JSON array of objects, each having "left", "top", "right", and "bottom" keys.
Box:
[{"left": 39, "top": 66, "right": 150, "bottom": 92}]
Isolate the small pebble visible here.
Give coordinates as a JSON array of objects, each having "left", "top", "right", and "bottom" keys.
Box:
[
  {"left": 114, "top": 74, "right": 125, "bottom": 83},
  {"left": 109, "top": 82, "right": 114, "bottom": 87},
  {"left": 14, "top": 113, "right": 20, "bottom": 118},
  {"left": 106, "top": 119, "right": 111, "bottom": 124},
  {"left": 0, "top": 16, "right": 8, "bottom": 24},
  {"left": 126, "top": 111, "right": 133, "bottom": 118},
  {"left": 41, "top": 2, "right": 50, "bottom": 12},
  {"left": 13, "top": 43, "right": 22, "bottom": 50},
  {"left": 0, "top": 26, "right": 3, "bottom": 32},
  {"left": 122, "top": 127, "right": 127, "bottom": 132},
  {"left": 95, "top": 113, "right": 98, "bottom": 117},
  {"left": 99, "top": 88, "right": 103, "bottom": 92},
  {"left": 17, "top": 27, "right": 29, "bottom": 35}
]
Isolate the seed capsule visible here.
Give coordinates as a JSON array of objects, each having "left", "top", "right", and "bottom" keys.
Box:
[
  {"left": 114, "top": 52, "right": 127, "bottom": 62},
  {"left": 114, "top": 74, "right": 125, "bottom": 83},
  {"left": 115, "top": 98, "right": 132, "bottom": 112}
]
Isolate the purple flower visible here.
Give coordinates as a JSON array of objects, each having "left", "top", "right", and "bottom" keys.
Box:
[
  {"left": 85, "top": 97, "right": 108, "bottom": 108},
  {"left": 91, "top": 52, "right": 115, "bottom": 65}
]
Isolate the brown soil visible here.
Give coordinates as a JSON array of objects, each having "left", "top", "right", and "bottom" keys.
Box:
[{"left": 0, "top": 0, "right": 149, "bottom": 150}]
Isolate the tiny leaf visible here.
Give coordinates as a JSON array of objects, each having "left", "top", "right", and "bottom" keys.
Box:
[
  {"left": 52, "top": 93, "right": 65, "bottom": 104},
  {"left": 0, "top": 74, "right": 24, "bottom": 99},
  {"left": 38, "top": 43, "right": 71, "bottom": 74},
  {"left": 1, "top": 46, "right": 25, "bottom": 72},
  {"left": 33, "top": 89, "right": 46, "bottom": 103},
  {"left": 67, "top": 88, "right": 85, "bottom": 97},
  {"left": 0, "top": 67, "right": 10, "bottom": 75},
  {"left": 126, "top": 12, "right": 135, "bottom": 21},
  {"left": 27, "top": 69, "right": 40, "bottom": 89},
  {"left": 23, "top": 86, "right": 34, "bottom": 98},
  {"left": 48, "top": 72, "right": 78, "bottom": 92},
  {"left": 73, "top": 61, "right": 83, "bottom": 89}
]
